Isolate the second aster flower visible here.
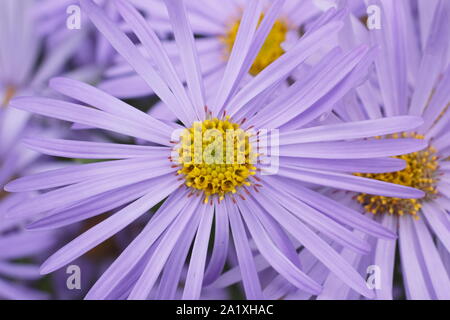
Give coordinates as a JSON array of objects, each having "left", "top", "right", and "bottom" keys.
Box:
[{"left": 5, "top": 0, "right": 428, "bottom": 300}]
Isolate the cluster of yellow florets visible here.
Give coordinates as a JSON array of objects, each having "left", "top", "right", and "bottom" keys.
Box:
[
  {"left": 176, "top": 117, "right": 257, "bottom": 203},
  {"left": 356, "top": 133, "right": 440, "bottom": 218}
]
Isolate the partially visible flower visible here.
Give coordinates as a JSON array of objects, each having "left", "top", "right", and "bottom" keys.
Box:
[
  {"left": 0, "top": 0, "right": 96, "bottom": 299},
  {"left": 0, "top": 0, "right": 95, "bottom": 140},
  {"left": 267, "top": 0, "right": 450, "bottom": 300},
  {"left": 6, "top": 0, "right": 428, "bottom": 300}
]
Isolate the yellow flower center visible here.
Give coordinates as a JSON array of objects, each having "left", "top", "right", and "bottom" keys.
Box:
[
  {"left": 222, "top": 15, "right": 289, "bottom": 76},
  {"left": 355, "top": 133, "right": 440, "bottom": 218},
  {"left": 175, "top": 117, "right": 257, "bottom": 203}
]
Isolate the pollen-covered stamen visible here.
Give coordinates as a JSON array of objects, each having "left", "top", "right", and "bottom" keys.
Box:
[
  {"left": 222, "top": 14, "right": 288, "bottom": 76},
  {"left": 175, "top": 117, "right": 258, "bottom": 203},
  {"left": 356, "top": 133, "right": 440, "bottom": 218},
  {"left": 2, "top": 85, "right": 16, "bottom": 107}
]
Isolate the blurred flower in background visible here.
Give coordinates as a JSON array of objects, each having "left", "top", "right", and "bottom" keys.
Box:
[
  {"left": 0, "top": 211, "right": 54, "bottom": 300},
  {"left": 35, "top": 0, "right": 119, "bottom": 83},
  {"left": 4, "top": 0, "right": 434, "bottom": 300},
  {"left": 99, "top": 0, "right": 320, "bottom": 98}
]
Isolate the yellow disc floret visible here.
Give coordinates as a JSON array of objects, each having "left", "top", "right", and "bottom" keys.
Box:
[
  {"left": 176, "top": 117, "right": 257, "bottom": 203},
  {"left": 356, "top": 133, "right": 440, "bottom": 218},
  {"left": 222, "top": 15, "right": 289, "bottom": 76}
]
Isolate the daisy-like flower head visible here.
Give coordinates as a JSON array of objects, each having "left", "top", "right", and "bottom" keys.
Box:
[
  {"left": 273, "top": 0, "right": 450, "bottom": 300},
  {"left": 6, "top": 0, "right": 429, "bottom": 300},
  {"left": 180, "top": 0, "right": 318, "bottom": 76},
  {"left": 352, "top": 0, "right": 450, "bottom": 300},
  {"left": 100, "top": 0, "right": 322, "bottom": 99}
]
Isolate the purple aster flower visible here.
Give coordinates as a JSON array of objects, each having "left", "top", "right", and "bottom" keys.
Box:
[
  {"left": 6, "top": 0, "right": 429, "bottom": 300},
  {"left": 99, "top": 0, "right": 321, "bottom": 100},
  {"left": 0, "top": 0, "right": 101, "bottom": 300},
  {"left": 0, "top": 203, "right": 54, "bottom": 300},
  {"left": 0, "top": 0, "right": 97, "bottom": 191},
  {"left": 269, "top": 0, "right": 450, "bottom": 300}
]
